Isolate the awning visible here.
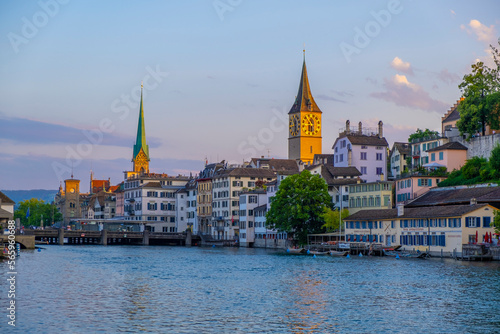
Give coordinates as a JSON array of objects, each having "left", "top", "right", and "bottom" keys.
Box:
[{"left": 422, "top": 162, "right": 446, "bottom": 168}]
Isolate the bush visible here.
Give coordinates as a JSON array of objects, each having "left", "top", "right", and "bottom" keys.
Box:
[{"left": 462, "top": 157, "right": 488, "bottom": 180}]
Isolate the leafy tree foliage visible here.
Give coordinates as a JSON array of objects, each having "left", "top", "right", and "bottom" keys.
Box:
[
  {"left": 266, "top": 170, "right": 332, "bottom": 245},
  {"left": 489, "top": 144, "right": 500, "bottom": 179},
  {"left": 408, "top": 128, "right": 439, "bottom": 143},
  {"left": 14, "top": 198, "right": 62, "bottom": 227},
  {"left": 492, "top": 209, "right": 500, "bottom": 235},
  {"left": 321, "top": 208, "right": 349, "bottom": 232},
  {"left": 457, "top": 41, "right": 500, "bottom": 138},
  {"left": 461, "top": 157, "right": 488, "bottom": 180}
]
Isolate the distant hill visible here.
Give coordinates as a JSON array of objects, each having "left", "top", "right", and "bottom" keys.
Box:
[{"left": 1, "top": 189, "right": 58, "bottom": 208}]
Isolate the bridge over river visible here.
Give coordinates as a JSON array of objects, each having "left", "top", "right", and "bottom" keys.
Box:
[{"left": 23, "top": 229, "right": 200, "bottom": 247}]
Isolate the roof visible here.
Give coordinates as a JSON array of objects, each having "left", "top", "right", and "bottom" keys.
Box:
[
  {"left": 215, "top": 168, "right": 276, "bottom": 179},
  {"left": 332, "top": 134, "right": 388, "bottom": 149},
  {"left": 0, "top": 208, "right": 13, "bottom": 218},
  {"left": 392, "top": 142, "right": 411, "bottom": 155},
  {"left": 288, "top": 57, "right": 322, "bottom": 114},
  {"left": 250, "top": 158, "right": 299, "bottom": 172},
  {"left": 325, "top": 165, "right": 362, "bottom": 177},
  {"left": 0, "top": 191, "right": 15, "bottom": 205},
  {"left": 254, "top": 204, "right": 267, "bottom": 212},
  {"left": 344, "top": 204, "right": 491, "bottom": 221},
  {"left": 88, "top": 190, "right": 116, "bottom": 207},
  {"left": 141, "top": 182, "right": 163, "bottom": 188},
  {"left": 405, "top": 186, "right": 500, "bottom": 207},
  {"left": 426, "top": 141, "right": 468, "bottom": 152},
  {"left": 306, "top": 164, "right": 361, "bottom": 186},
  {"left": 442, "top": 99, "right": 462, "bottom": 124}
]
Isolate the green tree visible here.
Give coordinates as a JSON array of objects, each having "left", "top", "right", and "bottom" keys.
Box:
[
  {"left": 14, "top": 198, "right": 62, "bottom": 227},
  {"left": 489, "top": 144, "right": 500, "bottom": 179},
  {"left": 492, "top": 209, "right": 500, "bottom": 235},
  {"left": 408, "top": 128, "right": 439, "bottom": 143},
  {"left": 457, "top": 42, "right": 500, "bottom": 138},
  {"left": 266, "top": 170, "right": 332, "bottom": 245},
  {"left": 321, "top": 208, "right": 349, "bottom": 232},
  {"left": 461, "top": 157, "right": 488, "bottom": 180}
]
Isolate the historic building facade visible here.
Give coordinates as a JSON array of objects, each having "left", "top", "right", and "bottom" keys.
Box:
[{"left": 288, "top": 54, "right": 323, "bottom": 164}]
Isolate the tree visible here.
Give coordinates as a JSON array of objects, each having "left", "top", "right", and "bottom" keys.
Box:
[
  {"left": 489, "top": 144, "right": 500, "bottom": 179},
  {"left": 266, "top": 170, "right": 332, "bottom": 245},
  {"left": 408, "top": 128, "right": 439, "bottom": 143},
  {"left": 457, "top": 41, "right": 500, "bottom": 139},
  {"left": 461, "top": 157, "right": 488, "bottom": 180},
  {"left": 492, "top": 209, "right": 500, "bottom": 235},
  {"left": 14, "top": 198, "right": 62, "bottom": 227},
  {"left": 321, "top": 208, "right": 350, "bottom": 232}
]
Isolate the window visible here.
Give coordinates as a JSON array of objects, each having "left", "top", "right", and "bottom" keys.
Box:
[
  {"left": 431, "top": 153, "right": 435, "bottom": 161},
  {"left": 376, "top": 153, "right": 383, "bottom": 161},
  {"left": 339, "top": 154, "right": 343, "bottom": 162},
  {"left": 483, "top": 217, "right": 491, "bottom": 228},
  {"left": 361, "top": 152, "right": 367, "bottom": 160},
  {"left": 361, "top": 167, "right": 367, "bottom": 175},
  {"left": 361, "top": 145, "right": 367, "bottom": 149},
  {"left": 376, "top": 167, "right": 383, "bottom": 175}
]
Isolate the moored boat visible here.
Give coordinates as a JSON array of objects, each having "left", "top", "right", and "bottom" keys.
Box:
[
  {"left": 383, "top": 249, "right": 430, "bottom": 259},
  {"left": 308, "top": 250, "right": 330, "bottom": 255},
  {"left": 329, "top": 250, "right": 349, "bottom": 257},
  {"left": 286, "top": 248, "right": 306, "bottom": 254}
]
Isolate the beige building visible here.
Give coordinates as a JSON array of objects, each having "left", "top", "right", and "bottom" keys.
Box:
[
  {"left": 55, "top": 177, "right": 83, "bottom": 225},
  {"left": 348, "top": 181, "right": 393, "bottom": 214}
]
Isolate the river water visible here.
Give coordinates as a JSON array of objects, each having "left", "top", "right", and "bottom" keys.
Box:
[{"left": 1, "top": 245, "right": 500, "bottom": 333}]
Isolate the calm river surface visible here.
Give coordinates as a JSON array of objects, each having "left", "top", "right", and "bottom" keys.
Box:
[{"left": 1, "top": 245, "right": 500, "bottom": 333}]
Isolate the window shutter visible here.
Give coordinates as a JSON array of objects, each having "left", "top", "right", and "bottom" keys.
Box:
[
  {"left": 418, "top": 179, "right": 422, "bottom": 186},
  {"left": 465, "top": 217, "right": 470, "bottom": 227}
]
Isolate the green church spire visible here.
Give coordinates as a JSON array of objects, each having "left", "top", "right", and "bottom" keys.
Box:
[{"left": 133, "top": 83, "right": 149, "bottom": 161}]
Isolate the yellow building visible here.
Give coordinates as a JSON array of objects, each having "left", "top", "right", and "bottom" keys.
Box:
[{"left": 288, "top": 53, "right": 322, "bottom": 164}]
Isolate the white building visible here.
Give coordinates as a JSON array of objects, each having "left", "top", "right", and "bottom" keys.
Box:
[
  {"left": 389, "top": 142, "right": 410, "bottom": 179},
  {"left": 211, "top": 167, "right": 276, "bottom": 240},
  {"left": 332, "top": 120, "right": 388, "bottom": 182},
  {"left": 123, "top": 174, "right": 190, "bottom": 232},
  {"left": 238, "top": 189, "right": 267, "bottom": 247}
]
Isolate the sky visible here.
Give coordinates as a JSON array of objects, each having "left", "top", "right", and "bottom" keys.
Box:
[{"left": 0, "top": 0, "right": 499, "bottom": 191}]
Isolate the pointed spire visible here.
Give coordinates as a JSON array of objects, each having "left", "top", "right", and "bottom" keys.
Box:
[
  {"left": 288, "top": 52, "right": 321, "bottom": 114},
  {"left": 133, "top": 82, "right": 150, "bottom": 161}
]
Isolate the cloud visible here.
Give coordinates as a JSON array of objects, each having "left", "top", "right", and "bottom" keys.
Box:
[
  {"left": 436, "top": 68, "right": 460, "bottom": 85},
  {"left": 316, "top": 94, "right": 346, "bottom": 103},
  {"left": 370, "top": 74, "right": 449, "bottom": 113},
  {"left": 366, "top": 77, "right": 378, "bottom": 85},
  {"left": 390, "top": 57, "right": 414, "bottom": 75},
  {"left": 461, "top": 19, "right": 496, "bottom": 44},
  {"left": 0, "top": 115, "right": 161, "bottom": 149},
  {"left": 450, "top": 9, "right": 456, "bottom": 16},
  {"left": 331, "top": 90, "right": 353, "bottom": 97}
]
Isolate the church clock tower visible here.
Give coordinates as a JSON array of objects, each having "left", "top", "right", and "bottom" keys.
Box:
[
  {"left": 288, "top": 52, "right": 322, "bottom": 164},
  {"left": 132, "top": 83, "right": 150, "bottom": 174}
]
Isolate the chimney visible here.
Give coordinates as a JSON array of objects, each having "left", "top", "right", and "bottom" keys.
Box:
[
  {"left": 470, "top": 198, "right": 477, "bottom": 205},
  {"left": 358, "top": 121, "right": 362, "bottom": 134},
  {"left": 397, "top": 203, "right": 404, "bottom": 217},
  {"left": 346, "top": 120, "right": 350, "bottom": 134},
  {"left": 378, "top": 120, "right": 383, "bottom": 138}
]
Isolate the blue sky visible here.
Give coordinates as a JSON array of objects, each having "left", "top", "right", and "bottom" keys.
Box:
[{"left": 0, "top": 0, "right": 499, "bottom": 191}]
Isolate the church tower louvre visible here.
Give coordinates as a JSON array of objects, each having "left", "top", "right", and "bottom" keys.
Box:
[
  {"left": 132, "top": 83, "right": 150, "bottom": 174},
  {"left": 288, "top": 51, "right": 323, "bottom": 164}
]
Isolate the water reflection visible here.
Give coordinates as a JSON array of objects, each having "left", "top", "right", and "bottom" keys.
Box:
[{"left": 2, "top": 246, "right": 499, "bottom": 333}]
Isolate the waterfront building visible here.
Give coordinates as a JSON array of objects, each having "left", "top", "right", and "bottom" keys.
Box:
[
  {"left": 395, "top": 175, "right": 446, "bottom": 205},
  {"left": 0, "top": 191, "right": 15, "bottom": 229},
  {"left": 332, "top": 120, "right": 388, "bottom": 182},
  {"left": 123, "top": 175, "right": 190, "bottom": 232},
  {"left": 87, "top": 190, "right": 116, "bottom": 220},
  {"left": 197, "top": 161, "right": 225, "bottom": 235},
  {"left": 175, "top": 187, "right": 188, "bottom": 233},
  {"left": 389, "top": 142, "right": 410, "bottom": 179},
  {"left": 426, "top": 141, "right": 468, "bottom": 172},
  {"left": 185, "top": 179, "right": 198, "bottom": 234},
  {"left": 238, "top": 189, "right": 267, "bottom": 247},
  {"left": 288, "top": 53, "right": 323, "bottom": 165},
  {"left": 114, "top": 182, "right": 125, "bottom": 217},
  {"left": 348, "top": 180, "right": 392, "bottom": 214},
  {"left": 307, "top": 164, "right": 361, "bottom": 210},
  {"left": 344, "top": 203, "right": 496, "bottom": 257},
  {"left": 211, "top": 167, "right": 275, "bottom": 240}
]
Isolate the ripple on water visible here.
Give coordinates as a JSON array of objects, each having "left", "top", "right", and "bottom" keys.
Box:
[{"left": 2, "top": 246, "right": 500, "bottom": 333}]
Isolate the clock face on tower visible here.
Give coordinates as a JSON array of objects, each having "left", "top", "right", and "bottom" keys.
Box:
[
  {"left": 289, "top": 115, "right": 300, "bottom": 136},
  {"left": 302, "top": 114, "right": 321, "bottom": 136}
]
